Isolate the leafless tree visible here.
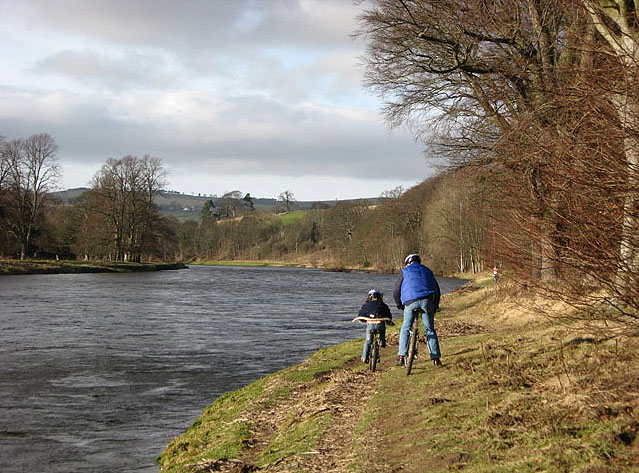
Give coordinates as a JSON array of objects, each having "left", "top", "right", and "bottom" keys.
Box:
[
  {"left": 358, "top": 0, "right": 578, "bottom": 280},
  {"left": 358, "top": 0, "right": 639, "bottom": 324},
  {"left": 579, "top": 0, "right": 639, "bottom": 303},
  {"left": 2, "top": 133, "right": 61, "bottom": 259},
  {"left": 218, "top": 190, "right": 243, "bottom": 219},
  {"left": 277, "top": 190, "right": 298, "bottom": 213},
  {"left": 87, "top": 155, "right": 165, "bottom": 261},
  {"left": 0, "top": 134, "right": 9, "bottom": 189},
  {"left": 0, "top": 135, "right": 11, "bottom": 255}
]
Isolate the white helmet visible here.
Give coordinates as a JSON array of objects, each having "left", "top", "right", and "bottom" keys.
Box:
[{"left": 404, "top": 254, "right": 421, "bottom": 265}]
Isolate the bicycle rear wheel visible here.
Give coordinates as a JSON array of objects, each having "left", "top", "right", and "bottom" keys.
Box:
[
  {"left": 370, "top": 337, "right": 379, "bottom": 372},
  {"left": 405, "top": 327, "right": 418, "bottom": 375}
]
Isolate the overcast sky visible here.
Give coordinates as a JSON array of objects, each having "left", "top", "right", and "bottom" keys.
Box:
[{"left": 0, "top": 0, "right": 433, "bottom": 200}]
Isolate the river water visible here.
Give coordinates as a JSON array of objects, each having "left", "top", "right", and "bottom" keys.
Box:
[{"left": 0, "top": 265, "right": 463, "bottom": 472}]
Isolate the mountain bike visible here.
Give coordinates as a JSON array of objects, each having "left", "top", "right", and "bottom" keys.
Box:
[
  {"left": 352, "top": 316, "right": 393, "bottom": 372},
  {"left": 405, "top": 307, "right": 424, "bottom": 375}
]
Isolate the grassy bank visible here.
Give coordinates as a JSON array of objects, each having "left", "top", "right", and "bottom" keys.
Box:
[
  {"left": 189, "top": 258, "right": 382, "bottom": 273},
  {"left": 158, "top": 276, "right": 639, "bottom": 473},
  {"left": 189, "top": 260, "right": 294, "bottom": 268},
  {"left": 0, "top": 259, "right": 187, "bottom": 275}
]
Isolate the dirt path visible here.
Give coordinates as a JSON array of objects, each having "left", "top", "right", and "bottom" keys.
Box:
[
  {"left": 180, "top": 316, "right": 488, "bottom": 473},
  {"left": 260, "top": 366, "right": 376, "bottom": 472},
  {"left": 248, "top": 320, "right": 486, "bottom": 473},
  {"left": 184, "top": 357, "right": 382, "bottom": 473}
]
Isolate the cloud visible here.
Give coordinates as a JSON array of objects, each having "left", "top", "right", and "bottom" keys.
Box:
[
  {"left": 13, "top": 0, "right": 361, "bottom": 50},
  {"left": 31, "top": 49, "right": 182, "bottom": 90},
  {"left": 0, "top": 85, "right": 423, "bottom": 179},
  {"left": 7, "top": 0, "right": 368, "bottom": 98},
  {"left": 0, "top": 0, "right": 434, "bottom": 199}
]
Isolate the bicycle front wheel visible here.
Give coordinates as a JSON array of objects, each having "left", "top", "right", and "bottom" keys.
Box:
[{"left": 405, "top": 329, "right": 418, "bottom": 375}]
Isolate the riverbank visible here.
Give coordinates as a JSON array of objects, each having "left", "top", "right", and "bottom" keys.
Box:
[
  {"left": 158, "top": 275, "right": 639, "bottom": 473},
  {"left": 188, "top": 259, "right": 383, "bottom": 274},
  {"left": 0, "top": 259, "right": 187, "bottom": 275}
]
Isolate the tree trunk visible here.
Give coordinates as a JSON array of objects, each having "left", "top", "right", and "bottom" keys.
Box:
[
  {"left": 616, "top": 98, "right": 639, "bottom": 293},
  {"left": 540, "top": 234, "right": 560, "bottom": 280},
  {"left": 583, "top": 0, "right": 639, "bottom": 297}
]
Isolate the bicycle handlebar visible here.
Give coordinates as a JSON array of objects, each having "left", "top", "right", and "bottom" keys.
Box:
[{"left": 351, "top": 316, "right": 394, "bottom": 325}]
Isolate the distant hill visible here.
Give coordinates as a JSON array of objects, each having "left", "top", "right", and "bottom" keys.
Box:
[
  {"left": 54, "top": 187, "right": 90, "bottom": 202},
  {"left": 53, "top": 188, "right": 378, "bottom": 220}
]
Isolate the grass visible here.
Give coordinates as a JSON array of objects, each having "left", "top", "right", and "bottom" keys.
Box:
[
  {"left": 349, "top": 283, "right": 639, "bottom": 473},
  {"left": 189, "top": 260, "right": 292, "bottom": 268},
  {"left": 158, "top": 339, "right": 362, "bottom": 472},
  {"left": 274, "top": 210, "right": 309, "bottom": 225},
  {"left": 158, "top": 376, "right": 273, "bottom": 472},
  {"left": 159, "top": 376, "right": 275, "bottom": 470},
  {"left": 158, "top": 275, "right": 639, "bottom": 472},
  {"left": 281, "top": 340, "right": 361, "bottom": 382},
  {"left": 256, "top": 410, "right": 331, "bottom": 466}
]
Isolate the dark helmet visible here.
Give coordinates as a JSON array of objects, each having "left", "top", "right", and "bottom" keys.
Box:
[
  {"left": 367, "top": 289, "right": 383, "bottom": 300},
  {"left": 404, "top": 254, "right": 421, "bottom": 265}
]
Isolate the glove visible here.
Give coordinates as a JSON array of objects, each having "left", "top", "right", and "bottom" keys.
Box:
[{"left": 397, "top": 304, "right": 404, "bottom": 311}]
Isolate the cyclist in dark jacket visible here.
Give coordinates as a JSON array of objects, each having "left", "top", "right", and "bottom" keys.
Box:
[
  {"left": 393, "top": 254, "right": 442, "bottom": 366},
  {"left": 358, "top": 289, "right": 392, "bottom": 363}
]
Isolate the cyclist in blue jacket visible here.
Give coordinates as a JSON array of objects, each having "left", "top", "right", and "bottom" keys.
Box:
[
  {"left": 358, "top": 289, "right": 392, "bottom": 363},
  {"left": 393, "top": 254, "right": 442, "bottom": 367}
]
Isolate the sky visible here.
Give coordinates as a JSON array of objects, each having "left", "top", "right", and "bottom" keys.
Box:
[{"left": 0, "top": 0, "right": 434, "bottom": 201}]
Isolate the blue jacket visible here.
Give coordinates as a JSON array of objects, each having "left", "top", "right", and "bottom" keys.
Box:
[{"left": 393, "top": 263, "right": 440, "bottom": 309}]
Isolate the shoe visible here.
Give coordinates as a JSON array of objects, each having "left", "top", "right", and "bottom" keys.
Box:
[
  {"left": 433, "top": 358, "right": 442, "bottom": 366},
  {"left": 396, "top": 355, "right": 405, "bottom": 366},
  {"left": 380, "top": 341, "right": 386, "bottom": 348},
  {"left": 362, "top": 357, "right": 369, "bottom": 364}
]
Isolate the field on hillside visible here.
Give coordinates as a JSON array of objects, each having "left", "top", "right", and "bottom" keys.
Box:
[{"left": 53, "top": 188, "right": 377, "bottom": 221}]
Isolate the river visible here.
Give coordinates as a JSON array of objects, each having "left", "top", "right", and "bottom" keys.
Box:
[{"left": 0, "top": 265, "right": 464, "bottom": 472}]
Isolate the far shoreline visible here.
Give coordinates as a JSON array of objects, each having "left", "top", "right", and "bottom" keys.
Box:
[
  {"left": 187, "top": 259, "right": 473, "bottom": 279},
  {"left": 1, "top": 257, "right": 474, "bottom": 279},
  {"left": 188, "top": 259, "right": 392, "bottom": 274},
  {"left": 0, "top": 259, "right": 188, "bottom": 276}
]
